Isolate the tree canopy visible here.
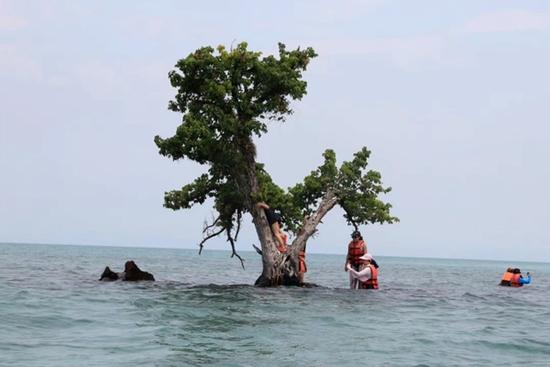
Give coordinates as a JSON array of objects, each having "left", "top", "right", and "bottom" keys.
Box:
[{"left": 155, "top": 42, "right": 398, "bottom": 268}]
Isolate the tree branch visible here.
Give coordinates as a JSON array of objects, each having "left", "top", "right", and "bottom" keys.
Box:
[
  {"left": 203, "top": 215, "right": 221, "bottom": 233},
  {"left": 252, "top": 244, "right": 263, "bottom": 255},
  {"left": 233, "top": 211, "right": 242, "bottom": 241},
  {"left": 292, "top": 190, "right": 339, "bottom": 254},
  {"left": 198, "top": 227, "right": 225, "bottom": 254},
  {"left": 227, "top": 229, "right": 245, "bottom": 269}
]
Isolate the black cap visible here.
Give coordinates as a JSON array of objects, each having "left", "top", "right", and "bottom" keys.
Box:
[{"left": 351, "top": 230, "right": 361, "bottom": 238}]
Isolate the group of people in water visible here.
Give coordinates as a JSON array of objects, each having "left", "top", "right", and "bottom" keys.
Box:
[
  {"left": 259, "top": 202, "right": 531, "bottom": 289},
  {"left": 499, "top": 267, "right": 531, "bottom": 287},
  {"left": 344, "top": 230, "right": 378, "bottom": 289},
  {"left": 258, "top": 202, "right": 378, "bottom": 289}
]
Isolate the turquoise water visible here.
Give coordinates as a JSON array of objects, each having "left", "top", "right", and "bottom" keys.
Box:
[{"left": 1, "top": 243, "right": 549, "bottom": 367}]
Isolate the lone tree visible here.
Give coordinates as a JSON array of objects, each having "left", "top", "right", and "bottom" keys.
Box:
[{"left": 155, "top": 42, "right": 398, "bottom": 286}]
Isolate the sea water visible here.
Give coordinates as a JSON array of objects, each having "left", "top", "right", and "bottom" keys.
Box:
[{"left": 0, "top": 243, "right": 549, "bottom": 367}]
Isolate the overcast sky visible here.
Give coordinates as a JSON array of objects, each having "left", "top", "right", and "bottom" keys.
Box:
[{"left": 1, "top": 0, "right": 549, "bottom": 262}]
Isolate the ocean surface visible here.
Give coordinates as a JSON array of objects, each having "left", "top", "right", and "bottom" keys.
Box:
[{"left": 1, "top": 243, "right": 549, "bottom": 367}]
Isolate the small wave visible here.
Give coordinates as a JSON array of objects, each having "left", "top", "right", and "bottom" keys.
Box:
[
  {"left": 479, "top": 339, "right": 550, "bottom": 356},
  {"left": 462, "top": 292, "right": 487, "bottom": 300}
]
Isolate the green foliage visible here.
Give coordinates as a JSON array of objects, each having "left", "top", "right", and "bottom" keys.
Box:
[
  {"left": 289, "top": 149, "right": 337, "bottom": 213},
  {"left": 335, "top": 148, "right": 399, "bottom": 228},
  {"left": 156, "top": 42, "right": 397, "bottom": 247},
  {"left": 282, "top": 148, "right": 398, "bottom": 233},
  {"left": 160, "top": 43, "right": 316, "bottom": 151},
  {"left": 155, "top": 42, "right": 317, "bottom": 235}
]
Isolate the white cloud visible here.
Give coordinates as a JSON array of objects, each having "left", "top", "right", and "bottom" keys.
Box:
[
  {"left": 0, "top": 44, "right": 42, "bottom": 81},
  {"left": 461, "top": 10, "right": 549, "bottom": 34},
  {"left": 315, "top": 35, "right": 466, "bottom": 71},
  {"left": 0, "top": 14, "right": 27, "bottom": 31},
  {"left": 68, "top": 59, "right": 170, "bottom": 102},
  {"left": 292, "top": 0, "right": 386, "bottom": 24},
  {"left": 0, "top": 0, "right": 28, "bottom": 32},
  {"left": 118, "top": 15, "right": 182, "bottom": 39}
]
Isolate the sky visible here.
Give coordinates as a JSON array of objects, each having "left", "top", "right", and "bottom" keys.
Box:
[{"left": 1, "top": 0, "right": 549, "bottom": 262}]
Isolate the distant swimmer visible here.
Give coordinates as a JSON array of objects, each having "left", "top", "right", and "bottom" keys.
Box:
[{"left": 499, "top": 267, "right": 531, "bottom": 287}]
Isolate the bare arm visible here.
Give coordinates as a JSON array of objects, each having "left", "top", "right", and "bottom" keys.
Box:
[
  {"left": 256, "top": 202, "right": 269, "bottom": 210},
  {"left": 347, "top": 264, "right": 371, "bottom": 279},
  {"left": 344, "top": 246, "right": 351, "bottom": 271}
]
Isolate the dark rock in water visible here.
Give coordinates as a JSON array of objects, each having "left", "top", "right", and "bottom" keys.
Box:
[
  {"left": 98, "top": 261, "right": 155, "bottom": 281},
  {"left": 123, "top": 260, "right": 155, "bottom": 281},
  {"left": 99, "top": 266, "right": 120, "bottom": 281}
]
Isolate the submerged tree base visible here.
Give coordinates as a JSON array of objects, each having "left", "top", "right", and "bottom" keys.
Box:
[
  {"left": 254, "top": 277, "right": 318, "bottom": 287},
  {"left": 253, "top": 252, "right": 308, "bottom": 287},
  {"left": 254, "top": 274, "right": 303, "bottom": 287}
]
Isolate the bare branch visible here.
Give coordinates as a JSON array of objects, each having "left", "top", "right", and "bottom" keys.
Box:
[
  {"left": 341, "top": 208, "right": 358, "bottom": 231},
  {"left": 252, "top": 244, "right": 263, "bottom": 255},
  {"left": 198, "top": 227, "right": 225, "bottom": 254},
  {"left": 233, "top": 211, "right": 242, "bottom": 241},
  {"left": 227, "top": 229, "right": 245, "bottom": 269},
  {"left": 292, "top": 190, "right": 339, "bottom": 253},
  {"left": 203, "top": 215, "right": 221, "bottom": 234}
]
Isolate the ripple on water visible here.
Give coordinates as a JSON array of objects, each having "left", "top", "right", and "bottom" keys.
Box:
[{"left": 1, "top": 244, "right": 550, "bottom": 367}]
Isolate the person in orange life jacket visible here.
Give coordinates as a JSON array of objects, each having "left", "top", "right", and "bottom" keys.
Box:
[
  {"left": 347, "top": 253, "right": 379, "bottom": 289},
  {"left": 256, "top": 202, "right": 288, "bottom": 253},
  {"left": 500, "top": 267, "right": 531, "bottom": 287},
  {"left": 345, "top": 230, "right": 367, "bottom": 289},
  {"left": 499, "top": 267, "right": 515, "bottom": 286}
]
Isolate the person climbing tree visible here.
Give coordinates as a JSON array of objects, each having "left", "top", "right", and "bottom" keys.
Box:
[{"left": 256, "top": 202, "right": 288, "bottom": 253}]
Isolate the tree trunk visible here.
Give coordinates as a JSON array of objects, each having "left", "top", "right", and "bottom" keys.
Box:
[
  {"left": 241, "top": 153, "right": 285, "bottom": 285},
  {"left": 254, "top": 190, "right": 339, "bottom": 287},
  {"left": 239, "top": 135, "right": 339, "bottom": 287}
]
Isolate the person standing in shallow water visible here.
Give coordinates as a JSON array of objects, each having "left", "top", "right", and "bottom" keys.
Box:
[
  {"left": 347, "top": 253, "right": 379, "bottom": 289},
  {"left": 345, "top": 230, "right": 367, "bottom": 289}
]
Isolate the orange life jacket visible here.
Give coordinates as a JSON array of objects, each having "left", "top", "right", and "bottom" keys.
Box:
[
  {"left": 361, "top": 264, "right": 378, "bottom": 289},
  {"left": 511, "top": 273, "right": 522, "bottom": 287},
  {"left": 500, "top": 271, "right": 514, "bottom": 286},
  {"left": 348, "top": 240, "right": 366, "bottom": 266},
  {"left": 500, "top": 271, "right": 522, "bottom": 287},
  {"left": 298, "top": 250, "right": 307, "bottom": 273}
]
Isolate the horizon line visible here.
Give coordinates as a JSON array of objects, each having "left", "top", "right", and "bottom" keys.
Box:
[{"left": 1, "top": 241, "right": 548, "bottom": 265}]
